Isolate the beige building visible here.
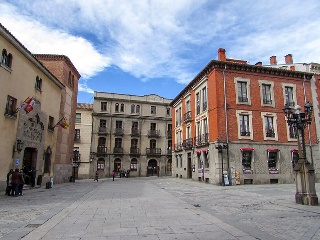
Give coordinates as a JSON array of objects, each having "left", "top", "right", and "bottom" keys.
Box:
[
  {"left": 0, "top": 23, "right": 79, "bottom": 190},
  {"left": 73, "top": 103, "right": 93, "bottom": 179},
  {"left": 91, "top": 92, "right": 172, "bottom": 178}
]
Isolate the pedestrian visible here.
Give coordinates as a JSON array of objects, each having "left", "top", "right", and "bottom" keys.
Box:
[
  {"left": 29, "top": 167, "right": 36, "bottom": 188},
  {"left": 18, "top": 169, "right": 25, "bottom": 196},
  {"left": 11, "top": 168, "right": 21, "bottom": 197},
  {"left": 94, "top": 171, "right": 99, "bottom": 182},
  {"left": 6, "top": 169, "right": 13, "bottom": 196},
  {"left": 112, "top": 171, "right": 115, "bottom": 181}
]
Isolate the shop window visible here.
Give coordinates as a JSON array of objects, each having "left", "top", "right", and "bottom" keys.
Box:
[
  {"left": 241, "top": 148, "right": 254, "bottom": 174},
  {"left": 130, "top": 159, "right": 137, "bottom": 171},
  {"left": 97, "top": 160, "right": 105, "bottom": 170},
  {"left": 267, "top": 149, "right": 279, "bottom": 173}
]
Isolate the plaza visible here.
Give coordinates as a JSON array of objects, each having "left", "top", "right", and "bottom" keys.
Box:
[{"left": 1, "top": 177, "right": 320, "bottom": 240}]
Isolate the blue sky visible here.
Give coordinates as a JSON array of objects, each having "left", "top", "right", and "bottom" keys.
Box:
[{"left": 1, "top": 0, "right": 320, "bottom": 103}]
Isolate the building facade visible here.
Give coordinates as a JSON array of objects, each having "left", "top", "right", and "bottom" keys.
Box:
[
  {"left": 91, "top": 92, "right": 172, "bottom": 178},
  {"left": 73, "top": 103, "right": 93, "bottom": 179},
  {"left": 0, "top": 23, "right": 79, "bottom": 190},
  {"left": 171, "top": 48, "right": 318, "bottom": 185}
]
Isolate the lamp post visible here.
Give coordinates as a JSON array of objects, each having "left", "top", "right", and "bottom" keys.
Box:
[
  {"left": 283, "top": 102, "right": 318, "bottom": 205},
  {"left": 215, "top": 143, "right": 228, "bottom": 185}
]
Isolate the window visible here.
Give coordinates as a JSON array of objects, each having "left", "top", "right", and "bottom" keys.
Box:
[
  {"left": 131, "top": 104, "right": 135, "bottom": 113},
  {"left": 285, "top": 86, "right": 295, "bottom": 107},
  {"left": 289, "top": 125, "right": 298, "bottom": 139},
  {"left": 150, "top": 139, "right": 156, "bottom": 148},
  {"left": 97, "top": 159, "right": 105, "bottom": 170},
  {"left": 74, "top": 129, "right": 81, "bottom": 141},
  {"left": 44, "top": 146, "right": 52, "bottom": 174},
  {"left": 267, "top": 150, "right": 279, "bottom": 170},
  {"left": 48, "top": 116, "right": 54, "bottom": 130},
  {"left": 237, "top": 81, "right": 248, "bottom": 102},
  {"left": 75, "top": 113, "right": 81, "bottom": 123},
  {"left": 202, "top": 87, "right": 207, "bottom": 111},
  {"left": 150, "top": 122, "right": 156, "bottom": 130},
  {"left": 120, "top": 103, "right": 124, "bottom": 112},
  {"left": 240, "top": 115, "right": 250, "bottom": 136},
  {"left": 5, "top": 95, "right": 17, "bottom": 117},
  {"left": 98, "top": 137, "right": 106, "bottom": 145},
  {"left": 167, "top": 107, "right": 171, "bottom": 116},
  {"left": 151, "top": 106, "right": 156, "bottom": 114},
  {"left": 131, "top": 138, "right": 138, "bottom": 148},
  {"left": 116, "top": 120, "right": 122, "bottom": 129},
  {"left": 242, "top": 150, "right": 253, "bottom": 170},
  {"left": 35, "top": 76, "right": 42, "bottom": 90},
  {"left": 136, "top": 105, "right": 140, "bottom": 113},
  {"left": 100, "top": 119, "right": 106, "bottom": 128},
  {"left": 101, "top": 102, "right": 107, "bottom": 111},
  {"left": 68, "top": 71, "right": 71, "bottom": 86},
  {"left": 262, "top": 84, "right": 272, "bottom": 104},
  {"left": 196, "top": 92, "right": 200, "bottom": 115},
  {"left": 265, "top": 116, "right": 275, "bottom": 138},
  {"left": 259, "top": 80, "right": 275, "bottom": 107},
  {"left": 115, "top": 103, "right": 119, "bottom": 112},
  {"left": 235, "top": 77, "right": 251, "bottom": 105},
  {"left": 1, "top": 49, "right": 13, "bottom": 68},
  {"left": 115, "top": 138, "right": 122, "bottom": 148},
  {"left": 71, "top": 75, "right": 74, "bottom": 89},
  {"left": 130, "top": 159, "right": 138, "bottom": 171}
]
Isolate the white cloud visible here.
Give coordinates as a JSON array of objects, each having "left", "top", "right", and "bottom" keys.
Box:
[
  {"left": 0, "top": 2, "right": 110, "bottom": 80},
  {"left": 1, "top": 0, "right": 320, "bottom": 89}
]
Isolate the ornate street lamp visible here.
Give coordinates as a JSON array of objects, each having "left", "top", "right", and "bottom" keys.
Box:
[{"left": 283, "top": 102, "right": 318, "bottom": 205}]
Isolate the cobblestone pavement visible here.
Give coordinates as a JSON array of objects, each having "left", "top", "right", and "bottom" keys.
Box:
[{"left": 0, "top": 177, "right": 320, "bottom": 240}]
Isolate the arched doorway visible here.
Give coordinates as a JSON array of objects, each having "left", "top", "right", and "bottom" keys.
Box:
[
  {"left": 22, "top": 147, "right": 38, "bottom": 185},
  {"left": 166, "top": 159, "right": 172, "bottom": 176},
  {"left": 147, "top": 159, "right": 158, "bottom": 176}
]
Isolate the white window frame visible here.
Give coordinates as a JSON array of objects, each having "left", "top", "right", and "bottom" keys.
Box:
[
  {"left": 282, "top": 83, "right": 297, "bottom": 107},
  {"left": 261, "top": 112, "right": 278, "bottom": 141},
  {"left": 236, "top": 110, "right": 253, "bottom": 140},
  {"left": 259, "top": 80, "right": 275, "bottom": 107},
  {"left": 234, "top": 77, "right": 251, "bottom": 105}
]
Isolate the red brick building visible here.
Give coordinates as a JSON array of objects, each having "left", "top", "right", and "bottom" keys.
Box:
[{"left": 170, "top": 48, "right": 318, "bottom": 185}]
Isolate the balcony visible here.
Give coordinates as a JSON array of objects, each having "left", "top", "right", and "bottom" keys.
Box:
[
  {"left": 114, "top": 128, "right": 124, "bottom": 136},
  {"left": 113, "top": 147, "right": 123, "bottom": 155},
  {"left": 96, "top": 145, "right": 107, "bottom": 156},
  {"left": 194, "top": 133, "right": 209, "bottom": 146},
  {"left": 184, "top": 111, "right": 192, "bottom": 123},
  {"left": 266, "top": 130, "right": 275, "bottom": 138},
  {"left": 240, "top": 131, "right": 250, "bottom": 136},
  {"left": 98, "top": 126, "right": 108, "bottom": 135},
  {"left": 183, "top": 138, "right": 193, "bottom": 149},
  {"left": 174, "top": 142, "right": 183, "bottom": 152},
  {"left": 148, "top": 129, "right": 160, "bottom": 138},
  {"left": 4, "top": 107, "right": 17, "bottom": 119},
  {"left": 146, "top": 148, "right": 161, "bottom": 156},
  {"left": 74, "top": 135, "right": 81, "bottom": 142},
  {"left": 131, "top": 128, "right": 140, "bottom": 137},
  {"left": 130, "top": 147, "right": 140, "bottom": 156}
]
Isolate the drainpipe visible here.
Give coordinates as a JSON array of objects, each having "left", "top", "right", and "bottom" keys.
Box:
[
  {"left": 222, "top": 64, "right": 231, "bottom": 184},
  {"left": 303, "top": 74, "right": 314, "bottom": 164}
]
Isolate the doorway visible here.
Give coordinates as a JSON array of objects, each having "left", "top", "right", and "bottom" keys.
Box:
[
  {"left": 147, "top": 159, "right": 158, "bottom": 176},
  {"left": 187, "top": 153, "right": 192, "bottom": 178},
  {"left": 22, "top": 147, "right": 38, "bottom": 185}
]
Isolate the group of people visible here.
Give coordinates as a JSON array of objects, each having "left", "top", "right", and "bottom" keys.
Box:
[
  {"left": 6, "top": 168, "right": 24, "bottom": 197},
  {"left": 5, "top": 167, "right": 37, "bottom": 197}
]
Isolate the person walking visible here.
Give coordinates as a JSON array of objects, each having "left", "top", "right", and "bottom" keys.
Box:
[
  {"left": 18, "top": 169, "right": 25, "bottom": 196},
  {"left": 94, "top": 171, "right": 99, "bottom": 182},
  {"left": 112, "top": 171, "right": 115, "bottom": 181},
  {"left": 6, "top": 169, "right": 13, "bottom": 196}
]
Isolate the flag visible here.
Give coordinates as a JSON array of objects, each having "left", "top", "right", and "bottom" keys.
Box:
[
  {"left": 18, "top": 97, "right": 35, "bottom": 113},
  {"left": 59, "top": 117, "right": 70, "bottom": 129}
]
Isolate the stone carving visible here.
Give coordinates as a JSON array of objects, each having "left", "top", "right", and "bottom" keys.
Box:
[{"left": 23, "top": 115, "right": 44, "bottom": 143}]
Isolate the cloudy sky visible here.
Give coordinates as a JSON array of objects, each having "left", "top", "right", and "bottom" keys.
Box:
[{"left": 1, "top": 0, "right": 320, "bottom": 103}]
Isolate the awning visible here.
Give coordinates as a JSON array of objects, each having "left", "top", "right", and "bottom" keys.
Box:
[
  {"left": 267, "top": 148, "right": 280, "bottom": 152},
  {"left": 240, "top": 148, "right": 254, "bottom": 151}
]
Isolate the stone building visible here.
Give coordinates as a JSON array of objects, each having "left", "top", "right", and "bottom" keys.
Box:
[
  {"left": 170, "top": 48, "right": 318, "bottom": 185},
  {"left": 91, "top": 92, "right": 172, "bottom": 178},
  {"left": 0, "top": 23, "right": 79, "bottom": 190},
  {"left": 73, "top": 103, "right": 93, "bottom": 179}
]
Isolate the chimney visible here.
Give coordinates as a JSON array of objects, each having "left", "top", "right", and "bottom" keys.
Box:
[
  {"left": 218, "top": 48, "right": 226, "bottom": 61},
  {"left": 285, "top": 54, "right": 293, "bottom": 64},
  {"left": 255, "top": 62, "right": 262, "bottom": 66},
  {"left": 270, "top": 56, "right": 277, "bottom": 65}
]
